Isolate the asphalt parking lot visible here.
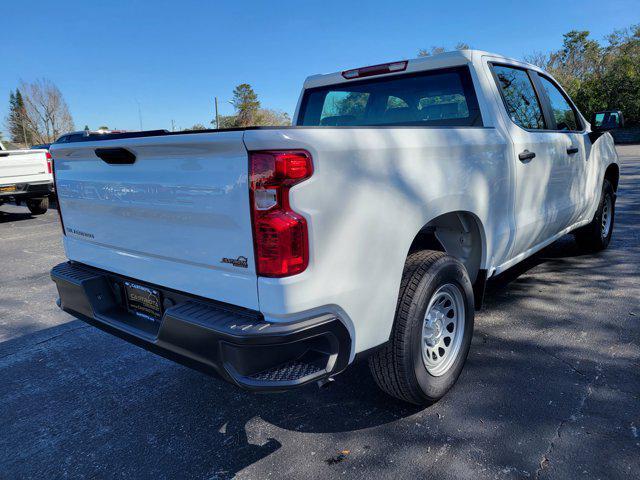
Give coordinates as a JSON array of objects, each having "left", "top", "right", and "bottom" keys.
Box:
[{"left": 1, "top": 145, "right": 639, "bottom": 479}]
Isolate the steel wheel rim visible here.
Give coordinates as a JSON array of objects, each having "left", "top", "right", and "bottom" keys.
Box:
[
  {"left": 601, "top": 194, "right": 612, "bottom": 238},
  {"left": 421, "top": 283, "right": 465, "bottom": 377}
]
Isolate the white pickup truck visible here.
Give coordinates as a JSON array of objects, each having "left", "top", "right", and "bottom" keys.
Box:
[
  {"left": 50, "top": 50, "right": 621, "bottom": 405},
  {"left": 0, "top": 141, "right": 53, "bottom": 214}
]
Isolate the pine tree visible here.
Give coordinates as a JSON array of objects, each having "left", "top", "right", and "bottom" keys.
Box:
[
  {"left": 7, "top": 89, "right": 31, "bottom": 145},
  {"left": 232, "top": 84, "right": 260, "bottom": 127}
]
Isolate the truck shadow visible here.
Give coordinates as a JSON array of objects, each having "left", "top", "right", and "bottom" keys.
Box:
[
  {"left": 2, "top": 236, "right": 636, "bottom": 480},
  {"left": 5, "top": 218, "right": 637, "bottom": 479},
  {"left": 0, "top": 197, "right": 58, "bottom": 223},
  {"left": 0, "top": 209, "right": 36, "bottom": 223},
  {"left": 114, "top": 204, "right": 639, "bottom": 478},
  {"left": 3, "top": 158, "right": 638, "bottom": 478}
]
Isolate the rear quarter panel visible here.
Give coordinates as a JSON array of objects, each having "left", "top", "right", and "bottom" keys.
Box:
[{"left": 244, "top": 127, "right": 511, "bottom": 355}]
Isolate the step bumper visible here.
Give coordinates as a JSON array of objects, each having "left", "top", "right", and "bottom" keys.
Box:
[{"left": 51, "top": 261, "right": 351, "bottom": 391}]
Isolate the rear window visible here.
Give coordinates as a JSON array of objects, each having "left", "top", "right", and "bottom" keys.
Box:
[{"left": 297, "top": 66, "right": 482, "bottom": 127}]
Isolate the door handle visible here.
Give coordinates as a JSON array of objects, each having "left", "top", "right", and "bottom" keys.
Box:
[
  {"left": 518, "top": 150, "right": 536, "bottom": 162},
  {"left": 567, "top": 146, "right": 579, "bottom": 155}
]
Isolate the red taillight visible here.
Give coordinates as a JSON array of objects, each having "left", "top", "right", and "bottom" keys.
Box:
[
  {"left": 51, "top": 155, "right": 65, "bottom": 236},
  {"left": 249, "top": 150, "right": 313, "bottom": 277},
  {"left": 342, "top": 60, "right": 408, "bottom": 79},
  {"left": 46, "top": 152, "right": 52, "bottom": 174}
]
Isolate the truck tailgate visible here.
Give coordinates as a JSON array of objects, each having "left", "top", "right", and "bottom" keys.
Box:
[
  {"left": 50, "top": 131, "right": 259, "bottom": 309},
  {"left": 0, "top": 150, "right": 50, "bottom": 185}
]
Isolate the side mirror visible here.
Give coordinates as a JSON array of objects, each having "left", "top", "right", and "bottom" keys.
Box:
[{"left": 591, "top": 110, "right": 625, "bottom": 132}]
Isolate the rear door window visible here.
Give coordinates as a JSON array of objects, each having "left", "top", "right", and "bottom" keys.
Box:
[
  {"left": 298, "top": 66, "right": 482, "bottom": 127},
  {"left": 492, "top": 65, "right": 546, "bottom": 130}
]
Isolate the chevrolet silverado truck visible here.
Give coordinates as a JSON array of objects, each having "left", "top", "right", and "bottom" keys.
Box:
[
  {"left": 50, "top": 50, "right": 621, "bottom": 405},
  {"left": 0, "top": 142, "right": 53, "bottom": 214}
]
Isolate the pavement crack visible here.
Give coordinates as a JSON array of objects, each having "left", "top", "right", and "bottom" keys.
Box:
[
  {"left": 33, "top": 325, "right": 90, "bottom": 347},
  {"left": 533, "top": 369, "right": 600, "bottom": 479},
  {"left": 535, "top": 345, "right": 588, "bottom": 377}
]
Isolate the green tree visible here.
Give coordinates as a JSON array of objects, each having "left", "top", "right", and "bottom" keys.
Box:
[
  {"left": 212, "top": 115, "right": 239, "bottom": 129},
  {"left": 231, "top": 83, "right": 260, "bottom": 126},
  {"left": 526, "top": 25, "right": 640, "bottom": 125},
  {"left": 6, "top": 89, "right": 32, "bottom": 145},
  {"left": 210, "top": 109, "right": 290, "bottom": 129},
  {"left": 254, "top": 109, "right": 291, "bottom": 126},
  {"left": 599, "top": 25, "right": 640, "bottom": 125}
]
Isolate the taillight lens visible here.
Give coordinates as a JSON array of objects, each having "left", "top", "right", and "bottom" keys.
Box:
[
  {"left": 46, "top": 152, "right": 52, "bottom": 174},
  {"left": 249, "top": 150, "right": 313, "bottom": 277}
]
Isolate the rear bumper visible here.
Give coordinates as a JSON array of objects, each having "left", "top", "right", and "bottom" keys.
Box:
[
  {"left": 0, "top": 181, "right": 53, "bottom": 198},
  {"left": 51, "top": 262, "right": 351, "bottom": 391}
]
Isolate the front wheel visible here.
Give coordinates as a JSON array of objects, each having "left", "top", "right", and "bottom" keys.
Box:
[
  {"left": 574, "top": 179, "right": 615, "bottom": 252},
  {"left": 369, "top": 251, "right": 474, "bottom": 405},
  {"left": 26, "top": 197, "right": 49, "bottom": 215}
]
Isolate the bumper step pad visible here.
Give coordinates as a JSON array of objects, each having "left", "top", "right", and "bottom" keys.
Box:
[{"left": 250, "top": 357, "right": 325, "bottom": 382}]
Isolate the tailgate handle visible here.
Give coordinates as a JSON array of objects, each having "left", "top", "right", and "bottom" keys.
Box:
[{"left": 95, "top": 148, "right": 136, "bottom": 165}]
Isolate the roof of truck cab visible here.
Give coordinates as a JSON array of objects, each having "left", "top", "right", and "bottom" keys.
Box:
[{"left": 302, "top": 49, "right": 540, "bottom": 89}]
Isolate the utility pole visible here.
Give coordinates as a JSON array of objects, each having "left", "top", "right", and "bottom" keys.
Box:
[
  {"left": 214, "top": 97, "right": 220, "bottom": 130},
  {"left": 136, "top": 99, "right": 143, "bottom": 130},
  {"left": 171, "top": 119, "right": 176, "bottom": 132}
]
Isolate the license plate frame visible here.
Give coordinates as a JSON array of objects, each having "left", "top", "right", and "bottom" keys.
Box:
[{"left": 124, "top": 281, "right": 163, "bottom": 322}]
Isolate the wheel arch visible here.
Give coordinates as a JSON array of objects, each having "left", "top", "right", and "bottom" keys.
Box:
[
  {"left": 604, "top": 162, "right": 620, "bottom": 192},
  {"left": 408, "top": 211, "right": 487, "bottom": 284}
]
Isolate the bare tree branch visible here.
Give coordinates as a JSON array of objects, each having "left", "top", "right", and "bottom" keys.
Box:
[{"left": 19, "top": 79, "right": 74, "bottom": 143}]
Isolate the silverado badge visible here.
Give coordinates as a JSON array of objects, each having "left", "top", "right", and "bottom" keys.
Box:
[{"left": 221, "top": 256, "right": 249, "bottom": 268}]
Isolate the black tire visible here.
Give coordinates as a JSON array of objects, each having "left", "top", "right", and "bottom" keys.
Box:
[
  {"left": 26, "top": 197, "right": 49, "bottom": 215},
  {"left": 369, "top": 250, "right": 474, "bottom": 405},
  {"left": 574, "top": 179, "right": 615, "bottom": 252}
]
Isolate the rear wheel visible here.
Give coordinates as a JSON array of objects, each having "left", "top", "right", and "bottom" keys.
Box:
[
  {"left": 369, "top": 250, "right": 474, "bottom": 405},
  {"left": 26, "top": 197, "right": 49, "bottom": 215},
  {"left": 574, "top": 179, "right": 615, "bottom": 252}
]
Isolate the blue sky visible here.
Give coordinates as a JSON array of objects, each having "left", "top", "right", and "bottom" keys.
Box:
[{"left": 1, "top": 0, "right": 638, "bottom": 133}]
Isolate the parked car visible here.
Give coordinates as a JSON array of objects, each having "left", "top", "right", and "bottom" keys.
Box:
[
  {"left": 0, "top": 141, "right": 53, "bottom": 214},
  {"left": 30, "top": 143, "right": 52, "bottom": 150},
  {"left": 50, "top": 50, "right": 621, "bottom": 405},
  {"left": 592, "top": 110, "right": 624, "bottom": 131},
  {"left": 55, "top": 129, "right": 129, "bottom": 144}
]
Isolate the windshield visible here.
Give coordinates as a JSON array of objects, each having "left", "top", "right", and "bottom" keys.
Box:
[{"left": 297, "top": 66, "right": 482, "bottom": 127}]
